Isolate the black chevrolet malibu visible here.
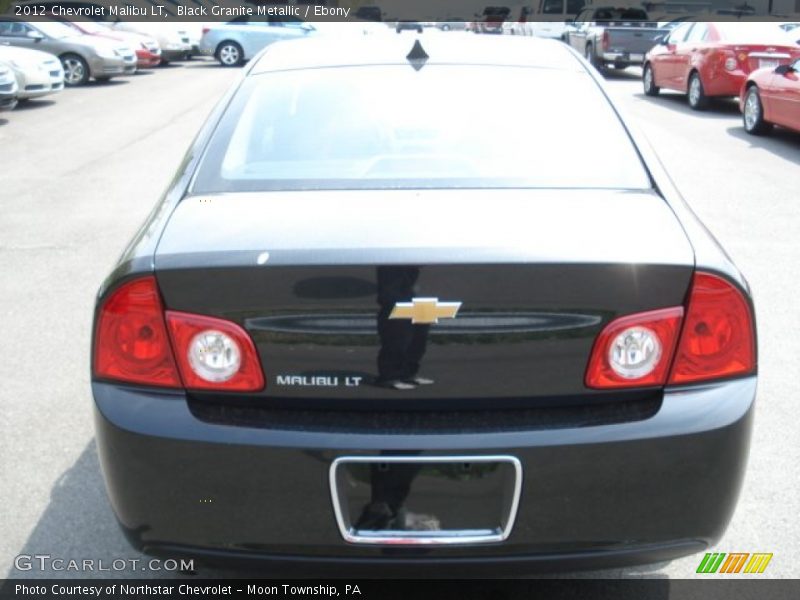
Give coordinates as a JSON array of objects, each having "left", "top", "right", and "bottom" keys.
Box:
[{"left": 92, "top": 34, "right": 757, "bottom": 574}]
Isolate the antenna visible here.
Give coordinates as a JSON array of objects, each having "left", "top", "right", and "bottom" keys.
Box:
[{"left": 406, "top": 40, "right": 429, "bottom": 71}]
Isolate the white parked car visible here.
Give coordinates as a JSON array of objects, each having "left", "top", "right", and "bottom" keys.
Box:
[
  {"left": 0, "top": 46, "right": 63, "bottom": 101},
  {"left": 0, "top": 61, "right": 19, "bottom": 110},
  {"left": 111, "top": 22, "right": 192, "bottom": 63}
]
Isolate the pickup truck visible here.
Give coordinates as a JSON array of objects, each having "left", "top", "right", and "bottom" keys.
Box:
[{"left": 565, "top": 6, "right": 664, "bottom": 71}]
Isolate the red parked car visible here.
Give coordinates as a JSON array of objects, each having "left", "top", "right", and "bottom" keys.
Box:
[
  {"left": 643, "top": 22, "right": 800, "bottom": 110},
  {"left": 740, "top": 57, "right": 800, "bottom": 135},
  {"left": 62, "top": 20, "right": 162, "bottom": 69}
]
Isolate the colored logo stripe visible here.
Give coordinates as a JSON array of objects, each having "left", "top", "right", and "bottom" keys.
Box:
[
  {"left": 697, "top": 553, "right": 726, "bottom": 573},
  {"left": 719, "top": 553, "right": 749, "bottom": 573},
  {"left": 696, "top": 552, "right": 772, "bottom": 574},
  {"left": 744, "top": 553, "right": 773, "bottom": 574}
]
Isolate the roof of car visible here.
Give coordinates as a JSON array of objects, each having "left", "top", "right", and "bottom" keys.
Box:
[{"left": 247, "top": 34, "right": 584, "bottom": 75}]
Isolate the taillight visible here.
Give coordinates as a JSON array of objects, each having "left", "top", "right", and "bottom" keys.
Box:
[
  {"left": 94, "top": 276, "right": 265, "bottom": 392},
  {"left": 585, "top": 307, "right": 684, "bottom": 389},
  {"left": 202, "top": 27, "right": 210, "bottom": 35},
  {"left": 166, "top": 311, "right": 264, "bottom": 392},
  {"left": 93, "top": 277, "right": 181, "bottom": 388},
  {"left": 668, "top": 272, "right": 756, "bottom": 384},
  {"left": 602, "top": 30, "right": 609, "bottom": 52}
]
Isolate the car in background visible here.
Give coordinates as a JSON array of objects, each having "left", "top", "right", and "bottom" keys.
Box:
[
  {"left": 354, "top": 5, "right": 384, "bottom": 21},
  {"left": 0, "top": 62, "right": 19, "bottom": 111},
  {"left": 199, "top": 18, "right": 315, "bottom": 67},
  {"left": 740, "top": 57, "right": 800, "bottom": 135},
  {"left": 436, "top": 20, "right": 469, "bottom": 32},
  {"left": 111, "top": 22, "right": 191, "bottom": 64},
  {"left": 472, "top": 6, "right": 511, "bottom": 34},
  {"left": 0, "top": 18, "right": 136, "bottom": 86},
  {"left": 506, "top": 1, "right": 586, "bottom": 39},
  {"left": 0, "top": 46, "right": 63, "bottom": 102},
  {"left": 61, "top": 20, "right": 162, "bottom": 69},
  {"left": 781, "top": 23, "right": 800, "bottom": 44},
  {"left": 643, "top": 22, "right": 800, "bottom": 110},
  {"left": 566, "top": 6, "right": 662, "bottom": 71},
  {"left": 395, "top": 21, "right": 424, "bottom": 33}
]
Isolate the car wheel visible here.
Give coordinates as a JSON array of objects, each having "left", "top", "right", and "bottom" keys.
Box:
[
  {"left": 643, "top": 63, "right": 660, "bottom": 96},
  {"left": 216, "top": 41, "right": 243, "bottom": 67},
  {"left": 687, "top": 72, "right": 709, "bottom": 111},
  {"left": 585, "top": 44, "right": 603, "bottom": 72},
  {"left": 61, "top": 54, "right": 89, "bottom": 86},
  {"left": 743, "top": 85, "right": 772, "bottom": 136}
]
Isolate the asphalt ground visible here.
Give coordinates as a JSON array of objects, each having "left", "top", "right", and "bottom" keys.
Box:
[{"left": 1, "top": 51, "right": 798, "bottom": 580}]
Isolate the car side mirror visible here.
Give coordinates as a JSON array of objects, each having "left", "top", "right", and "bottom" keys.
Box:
[
  {"left": 27, "top": 31, "right": 44, "bottom": 42},
  {"left": 564, "top": 18, "right": 574, "bottom": 24},
  {"left": 774, "top": 64, "right": 793, "bottom": 75}
]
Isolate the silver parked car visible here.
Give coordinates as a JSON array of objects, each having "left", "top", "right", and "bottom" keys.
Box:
[
  {"left": 0, "top": 18, "right": 136, "bottom": 86},
  {"left": 0, "top": 46, "right": 63, "bottom": 101},
  {"left": 0, "top": 61, "right": 19, "bottom": 111},
  {"left": 199, "top": 17, "right": 315, "bottom": 67}
]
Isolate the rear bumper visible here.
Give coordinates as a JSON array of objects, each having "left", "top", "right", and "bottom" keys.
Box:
[
  {"left": 602, "top": 52, "right": 646, "bottom": 66},
  {"left": 88, "top": 56, "right": 137, "bottom": 78},
  {"left": 94, "top": 377, "right": 755, "bottom": 573},
  {"left": 160, "top": 49, "right": 187, "bottom": 63},
  {"left": 135, "top": 49, "right": 161, "bottom": 68},
  {"left": 702, "top": 69, "right": 746, "bottom": 97}
]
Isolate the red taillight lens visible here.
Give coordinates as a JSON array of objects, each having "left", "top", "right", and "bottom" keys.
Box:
[
  {"left": 202, "top": 27, "right": 210, "bottom": 35},
  {"left": 585, "top": 307, "right": 684, "bottom": 389},
  {"left": 602, "top": 30, "right": 609, "bottom": 51},
  {"left": 668, "top": 272, "right": 756, "bottom": 384},
  {"left": 165, "top": 311, "right": 264, "bottom": 392},
  {"left": 93, "top": 277, "right": 181, "bottom": 388}
]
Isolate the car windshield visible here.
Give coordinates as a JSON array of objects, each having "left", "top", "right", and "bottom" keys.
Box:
[
  {"left": 34, "top": 20, "right": 80, "bottom": 39},
  {"left": 193, "top": 65, "right": 651, "bottom": 193},
  {"left": 714, "top": 22, "right": 796, "bottom": 44}
]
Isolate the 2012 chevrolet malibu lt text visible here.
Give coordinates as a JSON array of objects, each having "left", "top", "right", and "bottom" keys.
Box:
[{"left": 92, "top": 35, "right": 757, "bottom": 575}]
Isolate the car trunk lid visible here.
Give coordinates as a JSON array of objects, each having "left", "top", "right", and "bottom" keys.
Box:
[{"left": 154, "top": 189, "right": 695, "bottom": 404}]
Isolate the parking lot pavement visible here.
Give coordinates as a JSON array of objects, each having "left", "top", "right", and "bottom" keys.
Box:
[{"left": 1, "top": 61, "right": 798, "bottom": 580}]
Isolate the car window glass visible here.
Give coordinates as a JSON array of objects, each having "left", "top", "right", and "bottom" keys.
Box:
[
  {"left": 685, "top": 23, "right": 707, "bottom": 43},
  {"left": 668, "top": 23, "right": 691, "bottom": 44},
  {"left": 0, "top": 21, "right": 31, "bottom": 37},
  {"left": 541, "top": 0, "right": 564, "bottom": 15},
  {"left": 714, "top": 22, "right": 796, "bottom": 44},
  {"left": 594, "top": 8, "right": 647, "bottom": 20},
  {"left": 567, "top": 0, "right": 585, "bottom": 14},
  {"left": 194, "top": 65, "right": 651, "bottom": 193}
]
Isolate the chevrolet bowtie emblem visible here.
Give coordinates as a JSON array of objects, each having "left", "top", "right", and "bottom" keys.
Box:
[{"left": 389, "top": 298, "right": 462, "bottom": 325}]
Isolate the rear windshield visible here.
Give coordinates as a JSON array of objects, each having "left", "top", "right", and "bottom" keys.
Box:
[
  {"left": 714, "top": 22, "right": 795, "bottom": 44},
  {"left": 594, "top": 8, "right": 648, "bottom": 20},
  {"left": 192, "top": 65, "right": 651, "bottom": 193}
]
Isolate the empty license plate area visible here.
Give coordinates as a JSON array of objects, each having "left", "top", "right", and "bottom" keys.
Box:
[{"left": 329, "top": 455, "right": 522, "bottom": 545}]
